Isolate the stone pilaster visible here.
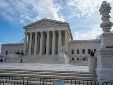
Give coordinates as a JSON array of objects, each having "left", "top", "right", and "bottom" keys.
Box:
[
  {"left": 52, "top": 31, "right": 55, "bottom": 55},
  {"left": 34, "top": 32, "right": 38, "bottom": 55},
  {"left": 28, "top": 32, "right": 32, "bottom": 55},
  {"left": 46, "top": 31, "right": 50, "bottom": 55},
  {"left": 39, "top": 32, "right": 43, "bottom": 55}
]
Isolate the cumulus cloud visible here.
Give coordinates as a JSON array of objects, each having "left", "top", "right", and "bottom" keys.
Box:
[
  {"left": 0, "top": 0, "right": 113, "bottom": 41},
  {"left": 0, "top": 0, "right": 64, "bottom": 25},
  {"left": 73, "top": 26, "right": 102, "bottom": 40},
  {"left": 67, "top": 0, "right": 113, "bottom": 17}
]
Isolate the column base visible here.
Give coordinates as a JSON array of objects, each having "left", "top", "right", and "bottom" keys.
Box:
[
  {"left": 45, "top": 54, "right": 49, "bottom": 55},
  {"left": 51, "top": 54, "right": 55, "bottom": 55},
  {"left": 39, "top": 53, "right": 42, "bottom": 55},
  {"left": 33, "top": 54, "right": 37, "bottom": 56}
]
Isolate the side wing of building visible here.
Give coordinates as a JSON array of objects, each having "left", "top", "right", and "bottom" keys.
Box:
[
  {"left": 1, "top": 43, "right": 24, "bottom": 55},
  {"left": 69, "top": 39, "right": 101, "bottom": 65}
]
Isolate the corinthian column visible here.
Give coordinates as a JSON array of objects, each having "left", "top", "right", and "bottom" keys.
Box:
[
  {"left": 52, "top": 31, "right": 55, "bottom": 55},
  {"left": 39, "top": 32, "right": 43, "bottom": 55},
  {"left": 46, "top": 31, "right": 50, "bottom": 55},
  {"left": 58, "top": 30, "right": 62, "bottom": 53},
  {"left": 28, "top": 32, "right": 32, "bottom": 55},
  {"left": 24, "top": 32, "right": 27, "bottom": 55},
  {"left": 64, "top": 30, "right": 68, "bottom": 47},
  {"left": 34, "top": 32, "right": 38, "bottom": 55},
  {"left": 64, "top": 30, "right": 68, "bottom": 54}
]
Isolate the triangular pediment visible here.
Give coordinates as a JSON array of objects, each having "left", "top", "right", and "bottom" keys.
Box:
[{"left": 24, "top": 18, "right": 68, "bottom": 29}]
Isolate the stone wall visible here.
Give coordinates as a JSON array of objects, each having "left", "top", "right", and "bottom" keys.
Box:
[
  {"left": 1, "top": 43, "right": 24, "bottom": 55},
  {"left": 70, "top": 39, "right": 100, "bottom": 65}
]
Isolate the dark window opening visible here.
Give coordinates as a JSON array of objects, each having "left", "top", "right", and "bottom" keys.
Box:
[
  {"left": 94, "top": 49, "right": 96, "bottom": 52},
  {"left": 6, "top": 51, "right": 8, "bottom": 55},
  {"left": 88, "top": 49, "right": 91, "bottom": 54},
  {"left": 83, "top": 58, "right": 86, "bottom": 61},
  {"left": 71, "top": 50, "right": 74, "bottom": 54},
  {"left": 77, "top": 58, "right": 79, "bottom": 61},
  {"left": 82, "top": 49, "right": 85, "bottom": 54},
  {"left": 77, "top": 49, "right": 79, "bottom": 54},
  {"left": 0, "top": 59, "right": 3, "bottom": 62},
  {"left": 72, "top": 58, "right": 74, "bottom": 60}
]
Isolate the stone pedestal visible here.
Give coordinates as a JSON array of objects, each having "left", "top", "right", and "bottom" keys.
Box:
[
  {"left": 96, "top": 48, "right": 113, "bottom": 84},
  {"left": 101, "top": 33, "right": 113, "bottom": 48}
]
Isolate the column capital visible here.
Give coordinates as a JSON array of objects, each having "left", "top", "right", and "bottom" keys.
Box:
[
  {"left": 46, "top": 31, "right": 50, "bottom": 33},
  {"left": 35, "top": 32, "right": 38, "bottom": 34},
  {"left": 29, "top": 32, "right": 32, "bottom": 34}
]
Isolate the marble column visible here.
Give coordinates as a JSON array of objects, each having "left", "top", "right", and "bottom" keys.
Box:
[
  {"left": 64, "top": 30, "right": 68, "bottom": 54},
  {"left": 46, "top": 31, "right": 50, "bottom": 55},
  {"left": 37, "top": 33, "right": 40, "bottom": 54},
  {"left": 39, "top": 32, "right": 43, "bottom": 55},
  {"left": 58, "top": 30, "right": 62, "bottom": 53},
  {"left": 34, "top": 32, "right": 38, "bottom": 55},
  {"left": 28, "top": 32, "right": 32, "bottom": 55},
  {"left": 52, "top": 31, "right": 55, "bottom": 55},
  {"left": 24, "top": 32, "right": 27, "bottom": 55},
  {"left": 64, "top": 31, "right": 68, "bottom": 46}
]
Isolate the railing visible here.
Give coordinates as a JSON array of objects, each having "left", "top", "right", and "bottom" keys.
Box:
[{"left": 0, "top": 76, "right": 98, "bottom": 85}]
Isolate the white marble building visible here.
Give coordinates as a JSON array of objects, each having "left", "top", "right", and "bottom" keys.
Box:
[{"left": 0, "top": 18, "right": 100, "bottom": 64}]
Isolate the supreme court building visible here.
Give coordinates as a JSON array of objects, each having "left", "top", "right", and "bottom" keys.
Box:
[{"left": 1, "top": 18, "right": 100, "bottom": 64}]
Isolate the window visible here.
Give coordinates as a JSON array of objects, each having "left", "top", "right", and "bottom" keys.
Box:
[
  {"left": 88, "top": 49, "right": 91, "bottom": 54},
  {"left": 77, "top": 58, "right": 79, "bottom": 61},
  {"left": 71, "top": 49, "right": 74, "bottom": 54},
  {"left": 72, "top": 58, "right": 74, "bottom": 60},
  {"left": 6, "top": 51, "right": 8, "bottom": 55},
  {"left": 83, "top": 58, "right": 86, "bottom": 61},
  {"left": 94, "top": 49, "right": 96, "bottom": 52},
  {"left": 77, "top": 49, "right": 79, "bottom": 54},
  {"left": 82, "top": 49, "right": 85, "bottom": 54}
]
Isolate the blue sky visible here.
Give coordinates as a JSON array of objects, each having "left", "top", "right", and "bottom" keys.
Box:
[{"left": 0, "top": 0, "right": 113, "bottom": 51}]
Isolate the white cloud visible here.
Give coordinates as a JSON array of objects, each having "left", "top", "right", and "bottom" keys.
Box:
[
  {"left": 73, "top": 26, "right": 102, "bottom": 40},
  {"left": 0, "top": 0, "right": 64, "bottom": 25},
  {"left": 67, "top": 0, "right": 113, "bottom": 17}
]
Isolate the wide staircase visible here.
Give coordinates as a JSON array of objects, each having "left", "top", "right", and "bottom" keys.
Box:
[
  {"left": 23, "top": 55, "right": 59, "bottom": 64},
  {"left": 0, "top": 69, "right": 97, "bottom": 85},
  {"left": 3, "top": 55, "right": 60, "bottom": 64}
]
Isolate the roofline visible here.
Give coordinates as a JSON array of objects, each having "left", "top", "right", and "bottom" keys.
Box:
[
  {"left": 2, "top": 43, "right": 24, "bottom": 46},
  {"left": 24, "top": 18, "right": 68, "bottom": 28},
  {"left": 71, "top": 39, "right": 101, "bottom": 43}
]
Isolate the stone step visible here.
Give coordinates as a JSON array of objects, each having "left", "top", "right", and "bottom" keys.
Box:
[
  {"left": 0, "top": 73, "right": 94, "bottom": 80},
  {"left": 0, "top": 69, "right": 92, "bottom": 75},
  {"left": 22, "top": 55, "right": 59, "bottom": 64},
  {"left": 0, "top": 78, "right": 96, "bottom": 85},
  {"left": 0, "top": 70, "right": 93, "bottom": 76}
]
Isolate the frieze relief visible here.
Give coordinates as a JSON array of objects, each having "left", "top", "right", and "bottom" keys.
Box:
[{"left": 25, "top": 18, "right": 68, "bottom": 29}]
